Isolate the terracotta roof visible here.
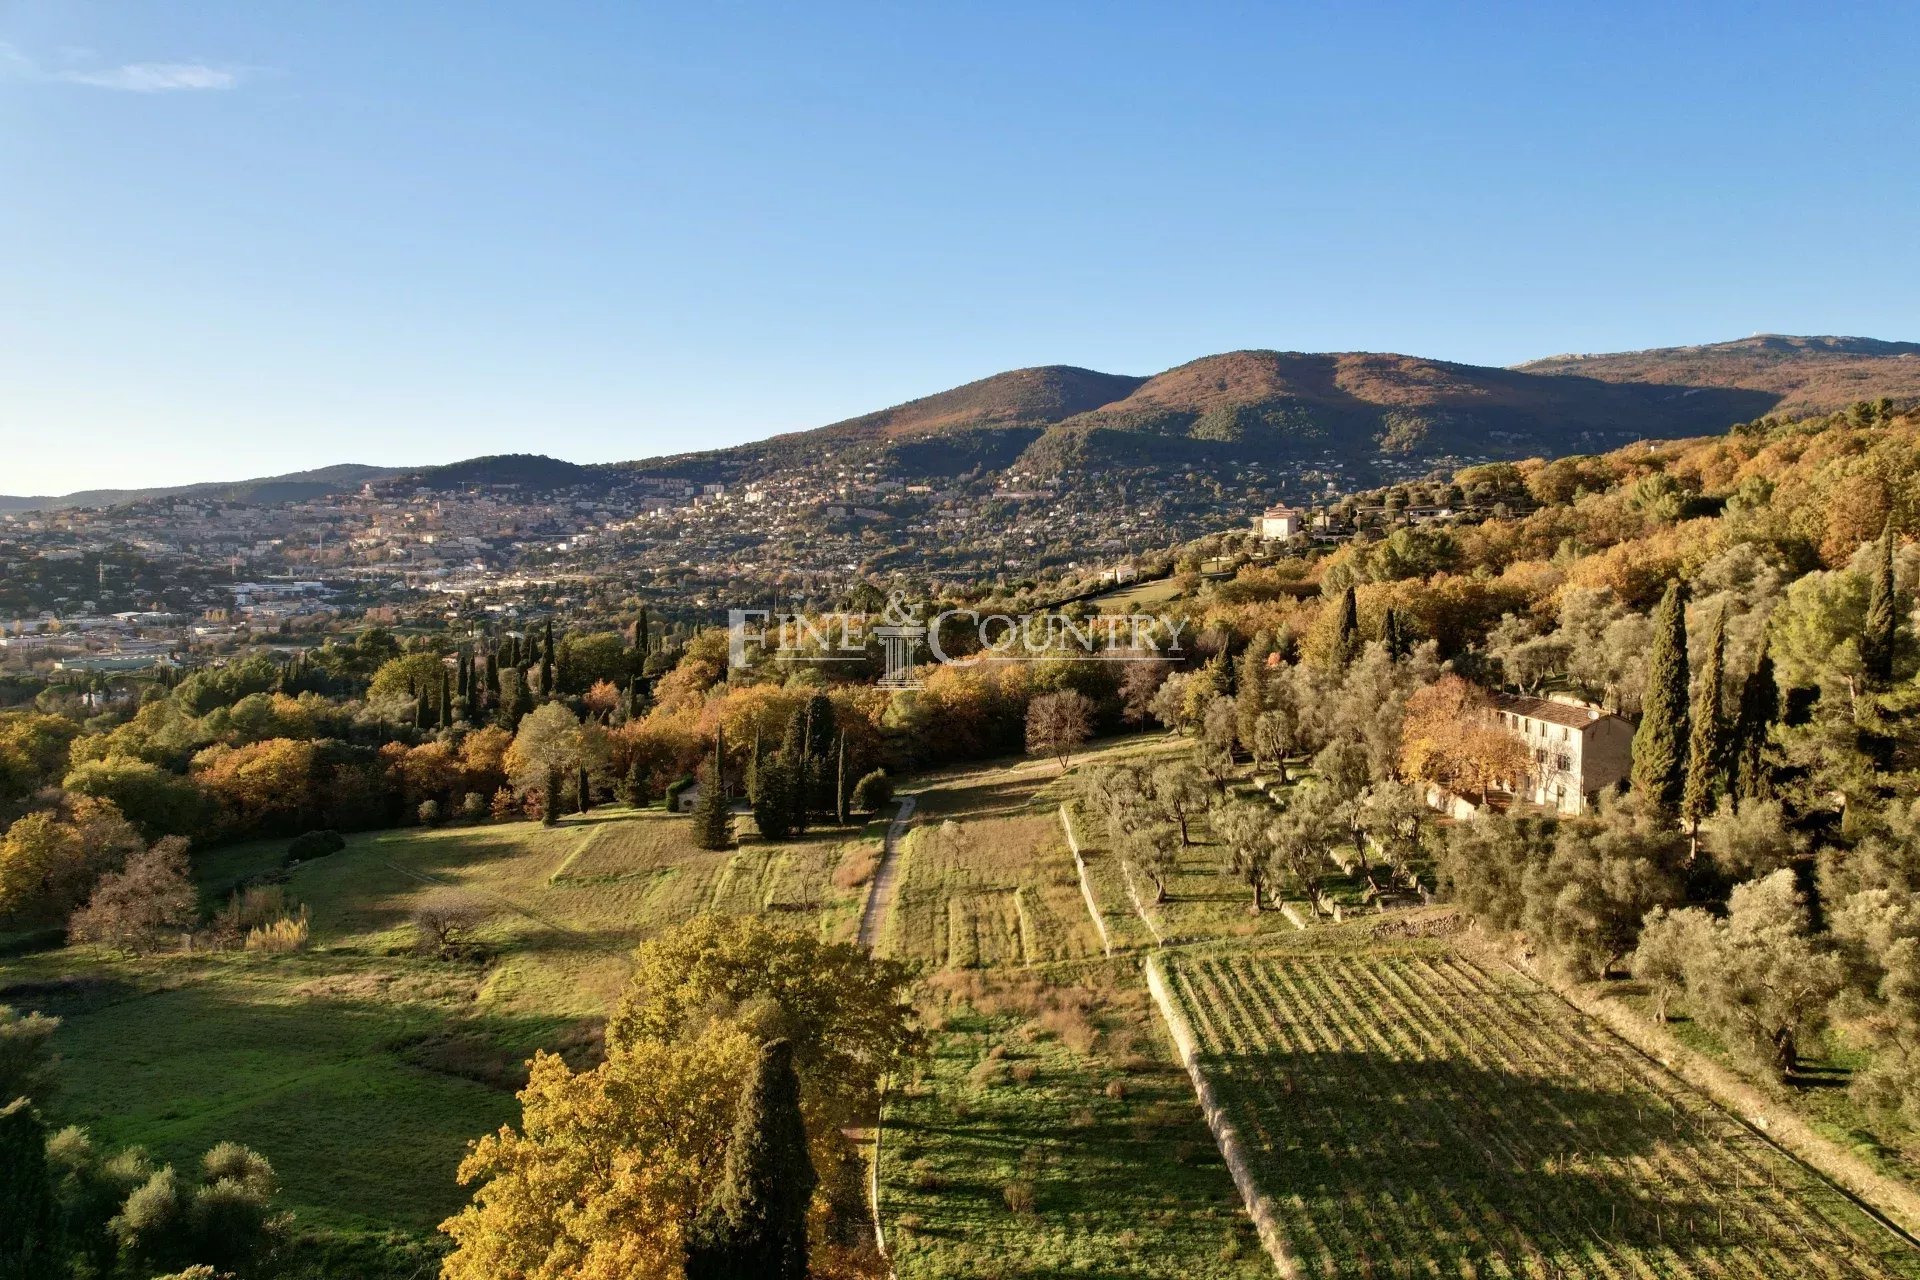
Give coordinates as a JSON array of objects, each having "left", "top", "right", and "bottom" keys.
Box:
[{"left": 1491, "top": 692, "right": 1619, "bottom": 730}]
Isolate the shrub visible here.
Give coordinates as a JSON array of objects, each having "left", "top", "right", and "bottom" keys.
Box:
[
  {"left": 69, "top": 837, "right": 197, "bottom": 953},
  {"left": 217, "top": 886, "right": 292, "bottom": 937},
  {"left": 1002, "top": 1180, "right": 1037, "bottom": 1215},
  {"left": 459, "top": 791, "right": 487, "bottom": 823},
  {"left": 0, "top": 1004, "right": 60, "bottom": 1103},
  {"left": 286, "top": 830, "right": 345, "bottom": 863},
  {"left": 488, "top": 787, "right": 518, "bottom": 822},
  {"left": 850, "top": 769, "right": 893, "bottom": 814},
  {"left": 832, "top": 843, "right": 879, "bottom": 892},
  {"left": 413, "top": 895, "right": 491, "bottom": 961},
  {"left": 905, "top": 1159, "right": 948, "bottom": 1193},
  {"left": 416, "top": 799, "right": 442, "bottom": 827},
  {"left": 243, "top": 908, "right": 310, "bottom": 953},
  {"left": 663, "top": 775, "right": 697, "bottom": 811}
]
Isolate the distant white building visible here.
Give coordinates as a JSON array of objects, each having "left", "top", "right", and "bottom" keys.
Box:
[{"left": 1255, "top": 505, "right": 1302, "bottom": 540}]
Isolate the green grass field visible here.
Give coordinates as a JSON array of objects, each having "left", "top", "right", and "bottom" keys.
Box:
[
  {"left": 15, "top": 731, "right": 1918, "bottom": 1279},
  {"left": 1080, "top": 573, "right": 1189, "bottom": 613},
  {"left": 0, "top": 802, "right": 878, "bottom": 1255},
  {"left": 881, "top": 964, "right": 1270, "bottom": 1280}
]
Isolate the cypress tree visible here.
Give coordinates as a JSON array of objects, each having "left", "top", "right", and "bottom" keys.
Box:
[
  {"left": 693, "top": 730, "right": 733, "bottom": 850},
  {"left": 683, "top": 1039, "right": 816, "bottom": 1280},
  {"left": 801, "top": 694, "right": 836, "bottom": 759},
  {"left": 752, "top": 756, "right": 796, "bottom": 841},
  {"left": 440, "top": 668, "right": 453, "bottom": 728},
  {"left": 544, "top": 764, "right": 565, "bottom": 826},
  {"left": 415, "top": 686, "right": 431, "bottom": 731},
  {"left": 835, "top": 731, "right": 849, "bottom": 826},
  {"left": 1863, "top": 521, "right": 1898, "bottom": 688},
  {"left": 1381, "top": 606, "right": 1404, "bottom": 660},
  {"left": 1732, "top": 639, "right": 1779, "bottom": 802},
  {"left": 780, "top": 707, "right": 814, "bottom": 833},
  {"left": 483, "top": 653, "right": 500, "bottom": 710},
  {"left": 1630, "top": 580, "right": 1692, "bottom": 818},
  {"left": 1333, "top": 585, "right": 1361, "bottom": 668},
  {"left": 804, "top": 695, "right": 836, "bottom": 811},
  {"left": 0, "top": 1099, "right": 59, "bottom": 1280},
  {"left": 746, "top": 728, "right": 765, "bottom": 808},
  {"left": 576, "top": 765, "right": 592, "bottom": 814},
  {"left": 539, "top": 620, "right": 556, "bottom": 701},
  {"left": 1681, "top": 604, "right": 1729, "bottom": 843},
  {"left": 788, "top": 744, "right": 811, "bottom": 838}
]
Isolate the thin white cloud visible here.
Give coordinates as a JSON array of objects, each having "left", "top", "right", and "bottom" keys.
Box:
[
  {"left": 58, "top": 62, "right": 238, "bottom": 92},
  {"left": 0, "top": 42, "right": 35, "bottom": 78},
  {"left": 0, "top": 42, "right": 241, "bottom": 92}
]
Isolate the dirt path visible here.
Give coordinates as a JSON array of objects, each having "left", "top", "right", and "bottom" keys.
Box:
[{"left": 856, "top": 795, "right": 917, "bottom": 951}]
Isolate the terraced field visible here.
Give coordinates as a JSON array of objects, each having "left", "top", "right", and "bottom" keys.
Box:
[
  {"left": 1158, "top": 946, "right": 1920, "bottom": 1279},
  {"left": 1067, "top": 796, "right": 1307, "bottom": 946},
  {"left": 879, "top": 812, "right": 1106, "bottom": 968}
]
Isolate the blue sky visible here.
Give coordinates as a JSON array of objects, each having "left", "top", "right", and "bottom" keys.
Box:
[{"left": 2, "top": 1, "right": 1916, "bottom": 494}]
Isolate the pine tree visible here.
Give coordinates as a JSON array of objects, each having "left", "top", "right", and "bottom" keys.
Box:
[
  {"left": 1681, "top": 604, "right": 1729, "bottom": 843},
  {"left": 1732, "top": 640, "right": 1779, "bottom": 802},
  {"left": 693, "top": 730, "right": 734, "bottom": 851},
  {"left": 0, "top": 1099, "right": 59, "bottom": 1280},
  {"left": 1631, "top": 580, "right": 1692, "bottom": 818},
  {"left": 683, "top": 1039, "right": 816, "bottom": 1280},
  {"left": 1863, "top": 522, "right": 1898, "bottom": 689},
  {"left": 1333, "top": 585, "right": 1361, "bottom": 668}
]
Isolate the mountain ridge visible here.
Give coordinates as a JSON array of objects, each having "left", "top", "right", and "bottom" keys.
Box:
[
  {"left": 0, "top": 463, "right": 405, "bottom": 517},
  {"left": 9, "top": 335, "right": 1918, "bottom": 512},
  {"left": 1515, "top": 333, "right": 1920, "bottom": 417}
]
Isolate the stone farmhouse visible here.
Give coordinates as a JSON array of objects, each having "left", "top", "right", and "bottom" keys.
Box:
[{"left": 1490, "top": 692, "right": 1634, "bottom": 816}]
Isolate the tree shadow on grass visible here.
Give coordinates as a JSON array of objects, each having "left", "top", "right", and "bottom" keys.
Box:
[
  {"left": 15, "top": 959, "right": 586, "bottom": 1234},
  {"left": 912, "top": 776, "right": 1042, "bottom": 822}
]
